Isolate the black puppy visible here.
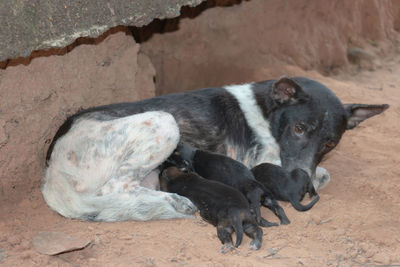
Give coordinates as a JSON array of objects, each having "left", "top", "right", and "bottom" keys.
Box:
[
  {"left": 160, "top": 167, "right": 263, "bottom": 252},
  {"left": 251, "top": 163, "right": 319, "bottom": 212},
  {"left": 166, "top": 143, "right": 290, "bottom": 226}
]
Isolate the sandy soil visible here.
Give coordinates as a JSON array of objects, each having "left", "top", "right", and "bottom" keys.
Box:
[{"left": 1, "top": 54, "right": 399, "bottom": 267}]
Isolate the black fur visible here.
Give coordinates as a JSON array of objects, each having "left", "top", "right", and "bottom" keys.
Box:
[
  {"left": 46, "top": 77, "right": 389, "bottom": 189},
  {"left": 252, "top": 163, "right": 319, "bottom": 214},
  {"left": 46, "top": 88, "right": 259, "bottom": 164},
  {"left": 160, "top": 167, "right": 263, "bottom": 251},
  {"left": 167, "top": 143, "right": 290, "bottom": 225}
]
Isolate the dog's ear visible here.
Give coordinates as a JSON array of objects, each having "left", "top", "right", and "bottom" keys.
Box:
[
  {"left": 344, "top": 104, "right": 389, "bottom": 130},
  {"left": 271, "top": 76, "right": 310, "bottom": 104}
]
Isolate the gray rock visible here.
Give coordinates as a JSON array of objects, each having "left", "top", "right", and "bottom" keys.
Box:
[{"left": 0, "top": 0, "right": 205, "bottom": 61}]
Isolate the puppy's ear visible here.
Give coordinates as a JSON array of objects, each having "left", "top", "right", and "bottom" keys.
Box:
[
  {"left": 344, "top": 104, "right": 389, "bottom": 130},
  {"left": 159, "top": 169, "right": 169, "bottom": 191},
  {"left": 271, "top": 76, "right": 310, "bottom": 104},
  {"left": 308, "top": 183, "right": 318, "bottom": 197}
]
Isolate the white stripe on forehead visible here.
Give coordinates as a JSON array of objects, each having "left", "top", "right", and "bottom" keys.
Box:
[{"left": 224, "top": 84, "right": 281, "bottom": 166}]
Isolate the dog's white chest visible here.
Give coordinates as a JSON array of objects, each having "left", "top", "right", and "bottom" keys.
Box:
[{"left": 224, "top": 84, "right": 281, "bottom": 167}]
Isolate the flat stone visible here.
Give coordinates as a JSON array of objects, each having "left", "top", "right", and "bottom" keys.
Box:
[{"left": 33, "top": 231, "right": 91, "bottom": 255}]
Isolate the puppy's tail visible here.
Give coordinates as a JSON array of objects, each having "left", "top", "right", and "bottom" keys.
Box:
[
  {"left": 290, "top": 195, "right": 320, "bottom": 212},
  {"left": 230, "top": 210, "right": 244, "bottom": 248}
]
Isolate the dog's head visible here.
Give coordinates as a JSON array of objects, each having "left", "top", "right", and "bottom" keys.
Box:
[{"left": 268, "top": 76, "right": 389, "bottom": 187}]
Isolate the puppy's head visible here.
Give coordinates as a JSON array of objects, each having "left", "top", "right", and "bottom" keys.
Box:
[
  {"left": 251, "top": 163, "right": 286, "bottom": 183},
  {"left": 290, "top": 168, "right": 317, "bottom": 198},
  {"left": 161, "top": 167, "right": 183, "bottom": 180},
  {"left": 164, "top": 143, "right": 196, "bottom": 172},
  {"left": 160, "top": 167, "right": 184, "bottom": 191}
]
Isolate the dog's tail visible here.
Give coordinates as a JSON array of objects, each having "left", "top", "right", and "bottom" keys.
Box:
[
  {"left": 230, "top": 210, "right": 244, "bottom": 248},
  {"left": 290, "top": 195, "right": 320, "bottom": 211}
]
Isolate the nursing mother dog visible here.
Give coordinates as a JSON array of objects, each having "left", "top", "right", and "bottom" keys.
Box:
[{"left": 42, "top": 76, "right": 388, "bottom": 222}]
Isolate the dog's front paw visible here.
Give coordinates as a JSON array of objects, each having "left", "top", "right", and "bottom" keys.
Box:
[
  {"left": 167, "top": 193, "right": 198, "bottom": 215},
  {"left": 313, "top": 167, "right": 331, "bottom": 190}
]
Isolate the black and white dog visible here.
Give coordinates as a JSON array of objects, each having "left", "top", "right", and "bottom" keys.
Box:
[{"left": 42, "top": 76, "right": 388, "bottom": 222}]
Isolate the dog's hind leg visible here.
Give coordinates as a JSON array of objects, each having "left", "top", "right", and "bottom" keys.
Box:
[
  {"left": 263, "top": 198, "right": 290, "bottom": 225},
  {"left": 43, "top": 111, "right": 197, "bottom": 221},
  {"left": 217, "top": 225, "right": 234, "bottom": 253},
  {"left": 250, "top": 200, "right": 278, "bottom": 227},
  {"left": 92, "top": 186, "right": 197, "bottom": 221},
  {"left": 248, "top": 190, "right": 278, "bottom": 227},
  {"left": 243, "top": 222, "right": 263, "bottom": 250}
]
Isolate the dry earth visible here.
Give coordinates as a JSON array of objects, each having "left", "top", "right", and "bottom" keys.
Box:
[{"left": 0, "top": 53, "right": 399, "bottom": 266}]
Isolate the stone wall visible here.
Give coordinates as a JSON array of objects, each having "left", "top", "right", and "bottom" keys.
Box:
[
  {"left": 139, "top": 0, "right": 399, "bottom": 95},
  {"left": 0, "top": 0, "right": 204, "bottom": 61},
  {"left": 0, "top": 30, "right": 155, "bottom": 203}
]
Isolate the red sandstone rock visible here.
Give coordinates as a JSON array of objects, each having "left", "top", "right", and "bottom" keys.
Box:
[
  {"left": 0, "top": 30, "right": 155, "bottom": 204},
  {"left": 140, "top": 0, "right": 399, "bottom": 95},
  {"left": 33, "top": 231, "right": 91, "bottom": 255}
]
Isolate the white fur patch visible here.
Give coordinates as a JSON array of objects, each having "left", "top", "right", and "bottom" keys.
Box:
[
  {"left": 42, "top": 111, "right": 197, "bottom": 221},
  {"left": 224, "top": 84, "right": 281, "bottom": 167}
]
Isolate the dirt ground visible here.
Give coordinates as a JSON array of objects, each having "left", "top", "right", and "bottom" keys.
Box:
[{"left": 1, "top": 52, "right": 399, "bottom": 266}]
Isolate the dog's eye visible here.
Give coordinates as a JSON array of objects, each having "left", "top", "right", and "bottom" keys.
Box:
[
  {"left": 325, "top": 140, "right": 336, "bottom": 149},
  {"left": 294, "top": 124, "right": 305, "bottom": 135}
]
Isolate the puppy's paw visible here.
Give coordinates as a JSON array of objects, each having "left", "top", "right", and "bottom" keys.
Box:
[
  {"left": 249, "top": 239, "right": 262, "bottom": 250},
  {"left": 167, "top": 193, "right": 198, "bottom": 215},
  {"left": 313, "top": 166, "right": 331, "bottom": 190},
  {"left": 259, "top": 218, "right": 279, "bottom": 227},
  {"left": 280, "top": 217, "right": 290, "bottom": 225},
  {"left": 220, "top": 243, "right": 234, "bottom": 254}
]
